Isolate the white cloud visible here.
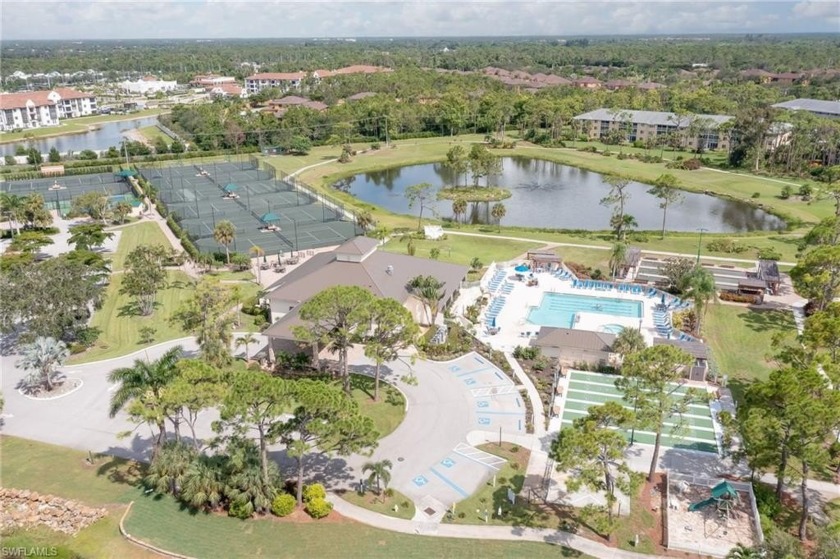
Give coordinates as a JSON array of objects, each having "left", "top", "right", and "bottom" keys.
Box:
[{"left": 0, "top": 1, "right": 835, "bottom": 40}]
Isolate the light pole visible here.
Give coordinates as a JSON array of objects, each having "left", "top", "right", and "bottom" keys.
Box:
[{"left": 695, "top": 228, "right": 708, "bottom": 265}]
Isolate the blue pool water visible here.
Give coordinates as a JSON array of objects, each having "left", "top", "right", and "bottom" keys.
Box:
[{"left": 527, "top": 293, "right": 642, "bottom": 328}]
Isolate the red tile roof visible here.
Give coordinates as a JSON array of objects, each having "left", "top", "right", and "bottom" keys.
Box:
[{"left": 0, "top": 88, "right": 91, "bottom": 110}]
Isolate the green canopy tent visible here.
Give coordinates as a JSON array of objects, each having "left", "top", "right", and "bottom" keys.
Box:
[
  {"left": 115, "top": 169, "right": 137, "bottom": 179},
  {"left": 261, "top": 212, "right": 281, "bottom": 224},
  {"left": 223, "top": 183, "right": 239, "bottom": 193}
]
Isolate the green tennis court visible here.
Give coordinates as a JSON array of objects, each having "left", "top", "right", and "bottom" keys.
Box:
[{"left": 561, "top": 370, "right": 719, "bottom": 454}]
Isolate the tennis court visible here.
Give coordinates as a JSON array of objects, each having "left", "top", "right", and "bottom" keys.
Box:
[
  {"left": 1, "top": 172, "right": 135, "bottom": 215},
  {"left": 560, "top": 370, "right": 718, "bottom": 454},
  {"left": 139, "top": 160, "right": 359, "bottom": 255}
]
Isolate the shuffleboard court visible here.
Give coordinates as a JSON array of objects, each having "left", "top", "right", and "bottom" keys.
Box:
[{"left": 560, "top": 370, "right": 719, "bottom": 454}]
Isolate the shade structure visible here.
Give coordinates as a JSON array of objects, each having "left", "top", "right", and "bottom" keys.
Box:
[
  {"left": 661, "top": 293, "right": 667, "bottom": 305},
  {"left": 115, "top": 169, "right": 137, "bottom": 178},
  {"left": 514, "top": 264, "right": 530, "bottom": 273},
  {"left": 223, "top": 183, "right": 239, "bottom": 193},
  {"left": 261, "top": 212, "right": 281, "bottom": 223}
]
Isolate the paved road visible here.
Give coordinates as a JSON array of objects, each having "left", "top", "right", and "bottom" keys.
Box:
[{"left": 1, "top": 337, "right": 527, "bottom": 518}]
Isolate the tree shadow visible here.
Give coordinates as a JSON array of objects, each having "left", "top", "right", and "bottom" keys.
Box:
[
  {"left": 739, "top": 305, "right": 794, "bottom": 334},
  {"left": 95, "top": 452, "right": 148, "bottom": 487},
  {"left": 267, "top": 448, "right": 356, "bottom": 491}
]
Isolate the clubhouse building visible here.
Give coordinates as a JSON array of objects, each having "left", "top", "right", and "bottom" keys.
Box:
[{"left": 263, "top": 236, "right": 467, "bottom": 358}]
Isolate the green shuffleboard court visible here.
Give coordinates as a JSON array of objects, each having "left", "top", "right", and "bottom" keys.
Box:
[{"left": 560, "top": 370, "right": 719, "bottom": 454}]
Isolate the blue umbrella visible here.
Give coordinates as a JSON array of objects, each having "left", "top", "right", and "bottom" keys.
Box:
[
  {"left": 514, "top": 264, "right": 530, "bottom": 273},
  {"left": 491, "top": 316, "right": 496, "bottom": 328},
  {"left": 223, "top": 183, "right": 239, "bottom": 193}
]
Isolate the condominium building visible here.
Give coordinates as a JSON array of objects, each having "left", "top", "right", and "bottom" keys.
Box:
[
  {"left": 0, "top": 88, "right": 97, "bottom": 132},
  {"left": 771, "top": 98, "right": 840, "bottom": 119},
  {"left": 191, "top": 74, "right": 237, "bottom": 88},
  {"left": 244, "top": 72, "right": 306, "bottom": 94},
  {"left": 573, "top": 108, "right": 733, "bottom": 150}
]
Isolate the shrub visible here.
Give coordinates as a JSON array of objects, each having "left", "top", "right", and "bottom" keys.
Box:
[
  {"left": 757, "top": 247, "right": 782, "bottom": 261},
  {"left": 305, "top": 497, "right": 333, "bottom": 519},
  {"left": 303, "top": 483, "right": 327, "bottom": 503},
  {"left": 68, "top": 343, "right": 87, "bottom": 355},
  {"left": 719, "top": 291, "right": 761, "bottom": 304},
  {"left": 798, "top": 184, "right": 812, "bottom": 198},
  {"left": 706, "top": 238, "right": 748, "bottom": 254},
  {"left": 666, "top": 158, "right": 701, "bottom": 171},
  {"left": 138, "top": 326, "right": 156, "bottom": 344},
  {"left": 752, "top": 483, "right": 781, "bottom": 520},
  {"left": 780, "top": 185, "right": 792, "bottom": 199},
  {"left": 370, "top": 142, "right": 381, "bottom": 150},
  {"left": 751, "top": 192, "right": 761, "bottom": 199},
  {"left": 271, "top": 493, "right": 296, "bottom": 517},
  {"left": 228, "top": 499, "right": 253, "bottom": 519},
  {"left": 384, "top": 488, "right": 395, "bottom": 498},
  {"left": 512, "top": 345, "right": 540, "bottom": 360}
]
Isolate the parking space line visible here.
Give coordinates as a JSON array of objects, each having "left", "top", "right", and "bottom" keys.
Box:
[{"left": 429, "top": 467, "right": 469, "bottom": 498}]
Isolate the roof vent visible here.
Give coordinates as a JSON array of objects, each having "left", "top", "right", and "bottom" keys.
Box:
[{"left": 385, "top": 265, "right": 393, "bottom": 276}]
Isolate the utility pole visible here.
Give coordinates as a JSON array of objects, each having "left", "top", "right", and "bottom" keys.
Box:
[
  {"left": 384, "top": 115, "right": 389, "bottom": 147},
  {"left": 696, "top": 228, "right": 708, "bottom": 265}
]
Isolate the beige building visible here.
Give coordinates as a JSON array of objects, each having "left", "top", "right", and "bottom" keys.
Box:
[
  {"left": 263, "top": 237, "right": 467, "bottom": 358},
  {"left": 532, "top": 327, "right": 617, "bottom": 367},
  {"left": 573, "top": 108, "right": 734, "bottom": 151}
]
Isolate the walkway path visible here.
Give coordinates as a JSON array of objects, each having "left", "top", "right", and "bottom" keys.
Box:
[
  {"left": 446, "top": 230, "right": 797, "bottom": 267},
  {"left": 331, "top": 495, "right": 668, "bottom": 559}
]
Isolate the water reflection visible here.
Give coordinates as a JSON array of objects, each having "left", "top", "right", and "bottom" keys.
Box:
[{"left": 335, "top": 157, "right": 786, "bottom": 233}]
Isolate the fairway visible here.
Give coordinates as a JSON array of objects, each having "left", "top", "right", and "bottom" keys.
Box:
[{"left": 560, "top": 370, "right": 718, "bottom": 454}]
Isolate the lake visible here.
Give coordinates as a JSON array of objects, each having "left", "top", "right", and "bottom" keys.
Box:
[
  {"left": 0, "top": 116, "right": 160, "bottom": 156},
  {"left": 334, "top": 157, "right": 786, "bottom": 233}
]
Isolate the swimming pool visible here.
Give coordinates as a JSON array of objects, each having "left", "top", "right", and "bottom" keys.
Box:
[{"left": 527, "top": 292, "right": 642, "bottom": 328}]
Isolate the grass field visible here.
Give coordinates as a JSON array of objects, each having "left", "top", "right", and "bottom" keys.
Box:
[
  {"left": 138, "top": 125, "right": 170, "bottom": 144},
  {"left": 350, "top": 374, "right": 407, "bottom": 439},
  {"left": 704, "top": 304, "right": 795, "bottom": 398},
  {"left": 70, "top": 271, "right": 194, "bottom": 363},
  {"left": 339, "top": 488, "right": 417, "bottom": 520},
  {"left": 108, "top": 220, "right": 173, "bottom": 271},
  {"left": 0, "top": 109, "right": 167, "bottom": 144},
  {"left": 0, "top": 436, "right": 578, "bottom": 559},
  {"left": 381, "top": 233, "right": 543, "bottom": 268}
]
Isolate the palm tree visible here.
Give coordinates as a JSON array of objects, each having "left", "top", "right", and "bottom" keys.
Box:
[
  {"left": 362, "top": 459, "right": 393, "bottom": 494},
  {"left": 236, "top": 333, "right": 258, "bottom": 361},
  {"left": 114, "top": 201, "right": 133, "bottom": 224},
  {"left": 611, "top": 327, "right": 646, "bottom": 364},
  {"left": 0, "top": 192, "right": 24, "bottom": 235},
  {"left": 196, "top": 252, "right": 215, "bottom": 273},
  {"left": 686, "top": 267, "right": 717, "bottom": 336},
  {"left": 181, "top": 455, "right": 225, "bottom": 511},
  {"left": 249, "top": 245, "right": 264, "bottom": 284},
  {"left": 726, "top": 544, "right": 762, "bottom": 559},
  {"left": 145, "top": 440, "right": 196, "bottom": 496},
  {"left": 16, "top": 336, "right": 69, "bottom": 392},
  {"left": 408, "top": 275, "right": 445, "bottom": 325},
  {"left": 490, "top": 202, "right": 506, "bottom": 232},
  {"left": 356, "top": 211, "right": 374, "bottom": 232},
  {"left": 609, "top": 242, "right": 627, "bottom": 279},
  {"left": 452, "top": 199, "right": 467, "bottom": 225},
  {"left": 108, "top": 345, "right": 183, "bottom": 457},
  {"left": 213, "top": 220, "right": 236, "bottom": 265}
]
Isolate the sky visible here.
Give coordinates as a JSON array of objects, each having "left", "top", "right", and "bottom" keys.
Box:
[{"left": 1, "top": 1, "right": 838, "bottom": 40}]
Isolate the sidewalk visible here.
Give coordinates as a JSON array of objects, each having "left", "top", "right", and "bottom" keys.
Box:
[
  {"left": 446, "top": 231, "right": 797, "bottom": 267},
  {"left": 331, "top": 494, "right": 669, "bottom": 559}
]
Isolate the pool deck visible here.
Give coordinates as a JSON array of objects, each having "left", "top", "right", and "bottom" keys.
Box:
[{"left": 475, "top": 266, "right": 681, "bottom": 352}]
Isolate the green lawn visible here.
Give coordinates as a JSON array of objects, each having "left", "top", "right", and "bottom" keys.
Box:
[
  {"left": 704, "top": 304, "right": 796, "bottom": 396},
  {"left": 445, "top": 443, "right": 556, "bottom": 529},
  {"left": 108, "top": 220, "right": 173, "bottom": 271},
  {"left": 339, "top": 488, "right": 416, "bottom": 520},
  {"left": 381, "top": 233, "right": 543, "bottom": 268},
  {"left": 1, "top": 436, "right": 579, "bottom": 559},
  {"left": 350, "top": 374, "right": 407, "bottom": 439},
  {"left": 138, "top": 125, "right": 170, "bottom": 144},
  {"left": 0, "top": 109, "right": 167, "bottom": 144},
  {"left": 70, "top": 271, "right": 194, "bottom": 363}
]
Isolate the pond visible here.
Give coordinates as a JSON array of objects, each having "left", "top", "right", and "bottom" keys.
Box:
[
  {"left": 333, "top": 157, "right": 786, "bottom": 233},
  {"left": 0, "top": 116, "right": 160, "bottom": 156}
]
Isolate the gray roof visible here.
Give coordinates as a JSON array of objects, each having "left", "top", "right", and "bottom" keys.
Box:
[
  {"left": 534, "top": 327, "right": 616, "bottom": 352},
  {"left": 573, "top": 108, "right": 733, "bottom": 128},
  {"left": 771, "top": 98, "right": 840, "bottom": 116},
  {"left": 264, "top": 241, "right": 468, "bottom": 339},
  {"left": 653, "top": 338, "right": 709, "bottom": 360},
  {"left": 336, "top": 235, "right": 379, "bottom": 257}
]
